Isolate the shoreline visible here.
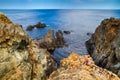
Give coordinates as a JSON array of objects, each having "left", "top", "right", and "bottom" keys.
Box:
[{"left": 0, "top": 13, "right": 120, "bottom": 80}]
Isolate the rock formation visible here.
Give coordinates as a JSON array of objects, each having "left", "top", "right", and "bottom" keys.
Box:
[
  {"left": 0, "top": 13, "right": 56, "bottom": 80},
  {"left": 63, "top": 30, "right": 70, "bottom": 34},
  {"left": 48, "top": 52, "right": 120, "bottom": 80},
  {"left": 86, "top": 17, "right": 120, "bottom": 76},
  {"left": 26, "top": 22, "right": 46, "bottom": 31},
  {"left": 34, "top": 30, "right": 66, "bottom": 51},
  {"left": 56, "top": 30, "right": 66, "bottom": 47},
  {"left": 34, "top": 30, "right": 56, "bottom": 51},
  {"left": 0, "top": 13, "right": 12, "bottom": 24},
  {"left": 35, "top": 22, "right": 46, "bottom": 28},
  {"left": 26, "top": 25, "right": 34, "bottom": 31}
]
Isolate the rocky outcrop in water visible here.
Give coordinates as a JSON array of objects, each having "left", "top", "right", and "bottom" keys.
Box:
[
  {"left": 0, "top": 13, "right": 56, "bottom": 80},
  {"left": 86, "top": 17, "right": 120, "bottom": 77},
  {"left": 48, "top": 52, "right": 120, "bottom": 80},
  {"left": 34, "top": 30, "right": 56, "bottom": 51},
  {"left": 56, "top": 30, "right": 66, "bottom": 47},
  {"left": 35, "top": 30, "right": 66, "bottom": 51},
  {"left": 26, "top": 22, "right": 46, "bottom": 31},
  {"left": 63, "top": 30, "right": 71, "bottom": 34}
]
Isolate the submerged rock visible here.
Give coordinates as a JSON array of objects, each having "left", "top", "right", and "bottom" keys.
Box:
[
  {"left": 86, "top": 17, "right": 120, "bottom": 77},
  {"left": 48, "top": 52, "right": 120, "bottom": 80},
  {"left": 86, "top": 32, "right": 93, "bottom": 36},
  {"left": 0, "top": 14, "right": 57, "bottom": 80},
  {"left": 63, "top": 30, "right": 71, "bottom": 34}
]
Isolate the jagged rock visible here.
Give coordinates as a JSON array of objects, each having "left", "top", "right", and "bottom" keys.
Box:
[
  {"left": 48, "top": 52, "right": 120, "bottom": 80},
  {"left": 0, "top": 14, "right": 57, "bottom": 80},
  {"left": 34, "top": 22, "right": 46, "bottom": 28},
  {"left": 35, "top": 30, "right": 66, "bottom": 51},
  {"left": 0, "top": 13, "right": 12, "bottom": 24},
  {"left": 56, "top": 30, "right": 66, "bottom": 47},
  {"left": 86, "top": 17, "right": 120, "bottom": 77},
  {"left": 63, "top": 30, "right": 70, "bottom": 34},
  {"left": 34, "top": 30, "right": 56, "bottom": 51},
  {"left": 26, "top": 22, "right": 46, "bottom": 31}
]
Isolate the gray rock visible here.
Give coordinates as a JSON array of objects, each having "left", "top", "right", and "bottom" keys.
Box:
[{"left": 86, "top": 17, "right": 120, "bottom": 77}]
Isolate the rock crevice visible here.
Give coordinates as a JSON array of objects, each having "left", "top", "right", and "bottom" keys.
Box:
[
  {"left": 86, "top": 17, "right": 120, "bottom": 77},
  {"left": 0, "top": 13, "right": 56, "bottom": 80}
]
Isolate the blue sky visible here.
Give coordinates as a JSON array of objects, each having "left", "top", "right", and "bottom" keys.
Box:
[{"left": 0, "top": 0, "right": 120, "bottom": 9}]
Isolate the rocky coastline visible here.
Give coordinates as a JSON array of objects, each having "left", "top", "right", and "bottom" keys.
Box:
[
  {"left": 0, "top": 13, "right": 120, "bottom": 80},
  {"left": 86, "top": 17, "right": 120, "bottom": 77}
]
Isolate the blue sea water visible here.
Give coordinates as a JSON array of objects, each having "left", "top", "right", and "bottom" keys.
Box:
[{"left": 0, "top": 9, "right": 120, "bottom": 61}]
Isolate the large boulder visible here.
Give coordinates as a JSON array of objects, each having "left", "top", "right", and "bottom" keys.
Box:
[
  {"left": 56, "top": 30, "right": 66, "bottom": 47},
  {"left": 86, "top": 17, "right": 120, "bottom": 76},
  {"left": 35, "top": 30, "right": 66, "bottom": 51},
  {"left": 0, "top": 14, "right": 56, "bottom": 80},
  {"left": 34, "top": 30, "right": 56, "bottom": 51},
  {"left": 48, "top": 52, "right": 120, "bottom": 80}
]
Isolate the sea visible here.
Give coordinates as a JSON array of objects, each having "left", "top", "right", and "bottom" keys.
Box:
[{"left": 0, "top": 9, "right": 120, "bottom": 61}]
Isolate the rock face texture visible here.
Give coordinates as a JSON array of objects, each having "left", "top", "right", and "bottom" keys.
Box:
[
  {"left": 48, "top": 52, "right": 120, "bottom": 80},
  {"left": 56, "top": 30, "right": 66, "bottom": 47},
  {"left": 34, "top": 30, "right": 56, "bottom": 51},
  {"left": 0, "top": 14, "right": 56, "bottom": 80},
  {"left": 86, "top": 17, "right": 120, "bottom": 76},
  {"left": 35, "top": 30, "right": 66, "bottom": 51},
  {"left": 0, "top": 13, "right": 12, "bottom": 23}
]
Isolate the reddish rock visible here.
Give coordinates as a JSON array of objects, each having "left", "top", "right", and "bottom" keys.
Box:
[{"left": 48, "top": 52, "right": 120, "bottom": 80}]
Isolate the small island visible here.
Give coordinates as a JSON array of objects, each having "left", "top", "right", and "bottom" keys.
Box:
[{"left": 26, "top": 22, "right": 46, "bottom": 31}]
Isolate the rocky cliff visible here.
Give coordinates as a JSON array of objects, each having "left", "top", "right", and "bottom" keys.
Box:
[
  {"left": 48, "top": 52, "right": 120, "bottom": 80},
  {"left": 0, "top": 13, "right": 56, "bottom": 80},
  {"left": 86, "top": 17, "right": 120, "bottom": 76}
]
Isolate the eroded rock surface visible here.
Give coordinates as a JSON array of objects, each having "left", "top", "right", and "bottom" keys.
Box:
[
  {"left": 56, "top": 30, "right": 66, "bottom": 47},
  {"left": 0, "top": 13, "right": 12, "bottom": 24},
  {"left": 86, "top": 17, "right": 120, "bottom": 76},
  {"left": 35, "top": 30, "right": 66, "bottom": 51},
  {"left": 48, "top": 52, "right": 120, "bottom": 80},
  {"left": 0, "top": 14, "right": 56, "bottom": 80}
]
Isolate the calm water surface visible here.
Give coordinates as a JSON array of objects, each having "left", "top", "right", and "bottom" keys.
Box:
[{"left": 0, "top": 9, "right": 120, "bottom": 61}]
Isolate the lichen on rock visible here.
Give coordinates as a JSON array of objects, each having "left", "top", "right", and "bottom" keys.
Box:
[
  {"left": 48, "top": 52, "right": 120, "bottom": 80},
  {"left": 0, "top": 13, "right": 57, "bottom": 80}
]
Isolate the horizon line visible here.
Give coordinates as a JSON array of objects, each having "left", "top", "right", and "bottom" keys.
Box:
[{"left": 0, "top": 8, "right": 120, "bottom": 10}]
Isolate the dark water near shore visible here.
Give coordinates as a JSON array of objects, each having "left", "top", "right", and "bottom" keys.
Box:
[{"left": 0, "top": 9, "right": 120, "bottom": 61}]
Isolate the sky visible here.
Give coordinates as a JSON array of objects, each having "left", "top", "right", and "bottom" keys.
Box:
[{"left": 0, "top": 0, "right": 120, "bottom": 9}]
